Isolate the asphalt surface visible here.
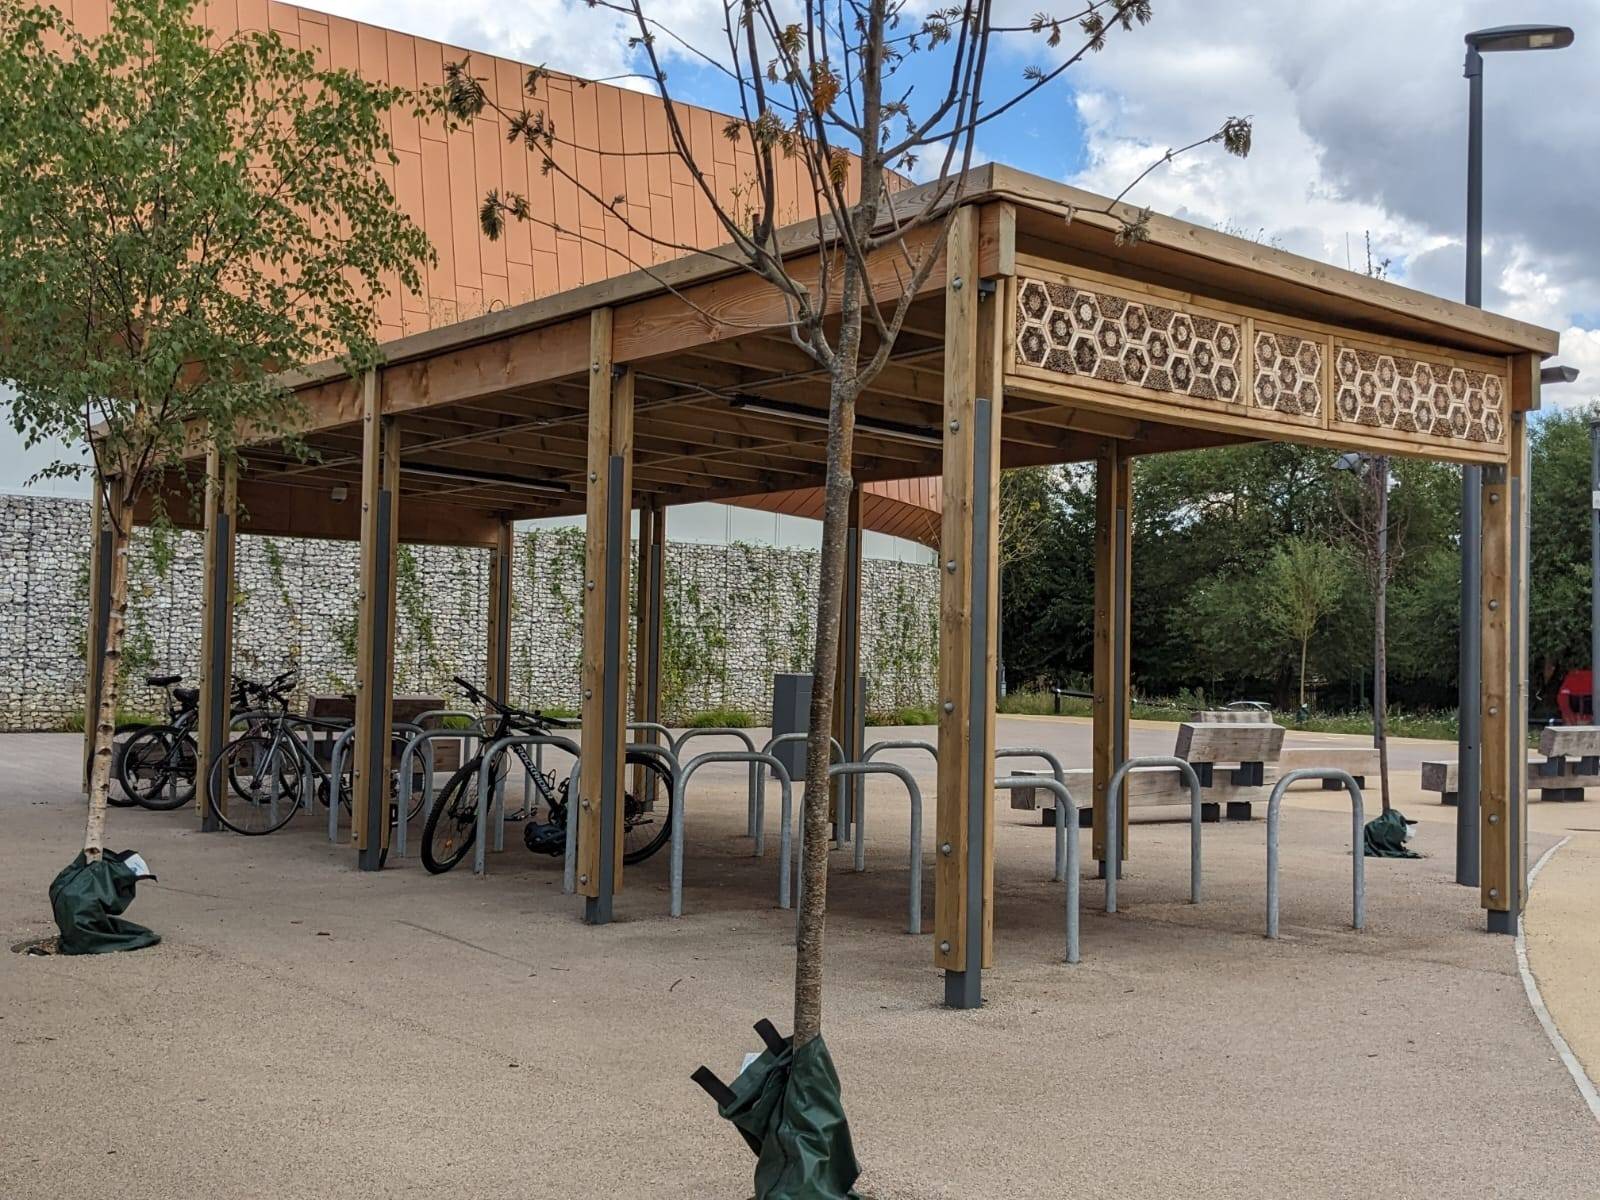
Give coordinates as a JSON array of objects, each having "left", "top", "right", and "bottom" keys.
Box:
[{"left": 3, "top": 723, "right": 1596, "bottom": 1198}]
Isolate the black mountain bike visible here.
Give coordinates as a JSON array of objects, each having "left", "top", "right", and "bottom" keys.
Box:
[
  {"left": 116, "top": 671, "right": 264, "bottom": 810},
  {"left": 206, "top": 675, "right": 423, "bottom": 836},
  {"left": 420, "top": 677, "right": 674, "bottom": 875}
]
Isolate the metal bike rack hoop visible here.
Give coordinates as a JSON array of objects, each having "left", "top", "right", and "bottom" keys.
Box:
[
  {"left": 758, "top": 731, "right": 846, "bottom": 858},
  {"left": 675, "top": 750, "right": 793, "bottom": 918},
  {"left": 996, "top": 746, "right": 1073, "bottom": 883},
  {"left": 1266, "top": 768, "right": 1365, "bottom": 938},
  {"left": 474, "top": 733, "right": 582, "bottom": 877},
  {"left": 825, "top": 762, "right": 923, "bottom": 932},
  {"left": 1104, "top": 756, "right": 1204, "bottom": 913},
  {"left": 994, "top": 775, "right": 1084, "bottom": 964}
]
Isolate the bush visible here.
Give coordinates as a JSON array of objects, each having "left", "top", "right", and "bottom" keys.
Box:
[{"left": 683, "top": 706, "right": 757, "bottom": 729}]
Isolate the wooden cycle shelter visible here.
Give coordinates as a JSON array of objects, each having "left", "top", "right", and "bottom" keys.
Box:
[{"left": 131, "top": 163, "right": 1556, "bottom": 1008}]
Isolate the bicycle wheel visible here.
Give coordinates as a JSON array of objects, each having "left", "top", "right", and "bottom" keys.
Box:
[
  {"left": 108, "top": 726, "right": 148, "bottom": 807},
  {"left": 209, "top": 734, "right": 304, "bottom": 835},
  {"left": 622, "top": 751, "right": 675, "bottom": 865},
  {"left": 421, "top": 755, "right": 506, "bottom": 875},
  {"left": 393, "top": 732, "right": 429, "bottom": 823},
  {"left": 121, "top": 728, "right": 197, "bottom": 811}
]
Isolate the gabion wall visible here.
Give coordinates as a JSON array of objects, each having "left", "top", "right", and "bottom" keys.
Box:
[{"left": 0, "top": 494, "right": 938, "bottom": 730}]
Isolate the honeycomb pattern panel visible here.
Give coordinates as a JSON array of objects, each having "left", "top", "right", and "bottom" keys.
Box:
[
  {"left": 1332, "top": 343, "right": 1506, "bottom": 445},
  {"left": 1016, "top": 277, "right": 1243, "bottom": 404},
  {"left": 1252, "top": 328, "right": 1324, "bottom": 419}
]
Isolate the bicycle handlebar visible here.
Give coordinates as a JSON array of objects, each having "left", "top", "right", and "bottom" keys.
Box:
[{"left": 452, "top": 676, "right": 560, "bottom": 731}]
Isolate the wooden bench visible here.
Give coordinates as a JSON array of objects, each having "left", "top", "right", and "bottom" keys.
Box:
[
  {"left": 1421, "top": 726, "right": 1600, "bottom": 804},
  {"left": 1010, "top": 722, "right": 1285, "bottom": 824},
  {"left": 1277, "top": 746, "right": 1378, "bottom": 788}
]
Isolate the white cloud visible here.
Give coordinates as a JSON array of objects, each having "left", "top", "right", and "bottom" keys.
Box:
[{"left": 1029, "top": 0, "right": 1598, "bottom": 405}]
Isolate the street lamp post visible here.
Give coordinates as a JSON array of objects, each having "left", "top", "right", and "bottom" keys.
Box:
[{"left": 1457, "top": 23, "right": 1574, "bottom": 892}]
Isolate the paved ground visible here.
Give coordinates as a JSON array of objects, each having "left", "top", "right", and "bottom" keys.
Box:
[{"left": 3, "top": 722, "right": 1597, "bottom": 1199}]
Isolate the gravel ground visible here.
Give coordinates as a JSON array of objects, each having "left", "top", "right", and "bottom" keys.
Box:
[{"left": 3, "top": 724, "right": 1597, "bottom": 1199}]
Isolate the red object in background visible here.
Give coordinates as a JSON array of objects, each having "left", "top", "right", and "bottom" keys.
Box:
[{"left": 1558, "top": 669, "right": 1594, "bottom": 725}]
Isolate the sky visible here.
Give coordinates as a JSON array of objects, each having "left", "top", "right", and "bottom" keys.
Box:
[{"left": 4, "top": 0, "right": 1598, "bottom": 495}]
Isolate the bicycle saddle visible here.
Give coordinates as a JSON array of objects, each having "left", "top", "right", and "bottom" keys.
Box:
[
  {"left": 173, "top": 687, "right": 200, "bottom": 707},
  {"left": 145, "top": 673, "right": 181, "bottom": 687}
]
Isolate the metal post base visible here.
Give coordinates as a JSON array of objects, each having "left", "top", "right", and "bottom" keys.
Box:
[
  {"left": 1096, "top": 860, "right": 1124, "bottom": 880},
  {"left": 357, "top": 846, "right": 384, "bottom": 872},
  {"left": 943, "top": 969, "right": 981, "bottom": 1009},
  {"left": 584, "top": 895, "right": 613, "bottom": 926},
  {"left": 1486, "top": 909, "right": 1516, "bottom": 936}
]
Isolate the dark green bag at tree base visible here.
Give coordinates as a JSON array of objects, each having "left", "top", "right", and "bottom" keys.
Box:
[
  {"left": 696, "top": 1023, "right": 862, "bottom": 1200},
  {"left": 1363, "top": 809, "right": 1420, "bottom": 859},
  {"left": 48, "top": 850, "right": 161, "bottom": 955}
]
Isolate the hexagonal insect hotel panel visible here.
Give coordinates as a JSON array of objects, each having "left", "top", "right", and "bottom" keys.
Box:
[{"left": 1016, "top": 277, "right": 1243, "bottom": 403}]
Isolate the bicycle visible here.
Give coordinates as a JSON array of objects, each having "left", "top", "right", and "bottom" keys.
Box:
[
  {"left": 205, "top": 676, "right": 424, "bottom": 836},
  {"left": 116, "top": 671, "right": 266, "bottom": 810},
  {"left": 419, "top": 677, "right": 674, "bottom": 875}
]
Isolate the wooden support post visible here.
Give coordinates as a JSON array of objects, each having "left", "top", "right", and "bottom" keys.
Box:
[
  {"left": 578, "top": 308, "right": 634, "bottom": 924},
  {"left": 486, "top": 516, "right": 514, "bottom": 701},
  {"left": 832, "top": 483, "right": 865, "bottom": 841},
  {"left": 352, "top": 370, "right": 399, "bottom": 871},
  {"left": 196, "top": 445, "right": 238, "bottom": 830},
  {"left": 1483, "top": 358, "right": 1534, "bottom": 933},
  {"left": 935, "top": 208, "right": 1002, "bottom": 1008},
  {"left": 632, "top": 501, "right": 665, "bottom": 802},
  {"left": 82, "top": 484, "right": 113, "bottom": 793},
  {"left": 1092, "top": 445, "right": 1133, "bottom": 873}
]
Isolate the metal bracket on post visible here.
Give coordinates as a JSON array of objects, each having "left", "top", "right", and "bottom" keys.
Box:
[
  {"left": 357, "top": 482, "right": 394, "bottom": 871},
  {"left": 585, "top": 454, "right": 627, "bottom": 926},
  {"left": 945, "top": 394, "right": 994, "bottom": 1012},
  {"left": 199, "top": 504, "right": 232, "bottom": 833}
]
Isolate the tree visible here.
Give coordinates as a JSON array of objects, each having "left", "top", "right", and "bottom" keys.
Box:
[
  {"left": 1262, "top": 538, "right": 1345, "bottom": 711},
  {"left": 0, "top": 0, "right": 431, "bottom": 865},
  {"left": 436, "top": 0, "right": 1250, "bottom": 1048}
]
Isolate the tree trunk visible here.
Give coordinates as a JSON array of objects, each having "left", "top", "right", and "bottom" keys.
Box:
[
  {"left": 83, "top": 477, "right": 133, "bottom": 863},
  {"left": 1298, "top": 639, "right": 1309, "bottom": 711},
  {"left": 793, "top": 376, "right": 858, "bottom": 1047},
  {"left": 1373, "top": 458, "right": 1391, "bottom": 814}
]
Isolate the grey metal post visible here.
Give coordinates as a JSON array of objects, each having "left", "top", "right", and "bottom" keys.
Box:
[
  {"left": 1457, "top": 42, "right": 1485, "bottom": 888},
  {"left": 945, "top": 395, "right": 994, "bottom": 1011},
  {"left": 585, "top": 454, "right": 627, "bottom": 925},
  {"left": 199, "top": 504, "right": 232, "bottom": 833},
  {"left": 357, "top": 480, "right": 395, "bottom": 871},
  {"left": 1591, "top": 418, "right": 1600, "bottom": 718},
  {"left": 84, "top": 517, "right": 114, "bottom": 792},
  {"left": 1099, "top": 461, "right": 1131, "bottom": 881}
]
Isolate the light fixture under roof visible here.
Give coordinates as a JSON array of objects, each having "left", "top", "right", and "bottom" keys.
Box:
[
  {"left": 728, "top": 395, "right": 941, "bottom": 448},
  {"left": 403, "top": 462, "right": 570, "bottom": 495}
]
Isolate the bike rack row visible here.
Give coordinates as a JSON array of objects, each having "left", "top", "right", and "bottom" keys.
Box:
[{"left": 377, "top": 722, "right": 1365, "bottom": 949}]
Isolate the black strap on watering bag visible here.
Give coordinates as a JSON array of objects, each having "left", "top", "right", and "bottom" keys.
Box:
[{"left": 691, "top": 1019, "right": 863, "bottom": 1199}]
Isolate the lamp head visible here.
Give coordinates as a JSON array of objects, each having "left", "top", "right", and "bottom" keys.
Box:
[{"left": 1466, "top": 25, "right": 1575, "bottom": 53}]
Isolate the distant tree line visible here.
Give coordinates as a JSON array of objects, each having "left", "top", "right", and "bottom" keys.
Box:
[{"left": 1000, "top": 406, "right": 1596, "bottom": 718}]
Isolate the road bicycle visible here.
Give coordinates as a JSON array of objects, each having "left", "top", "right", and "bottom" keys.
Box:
[
  {"left": 420, "top": 676, "right": 674, "bottom": 875},
  {"left": 205, "top": 675, "right": 424, "bottom": 836},
  {"left": 116, "top": 671, "right": 270, "bottom": 810}
]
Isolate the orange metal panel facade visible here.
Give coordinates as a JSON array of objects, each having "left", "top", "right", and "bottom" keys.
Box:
[{"left": 67, "top": 0, "right": 831, "bottom": 342}]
